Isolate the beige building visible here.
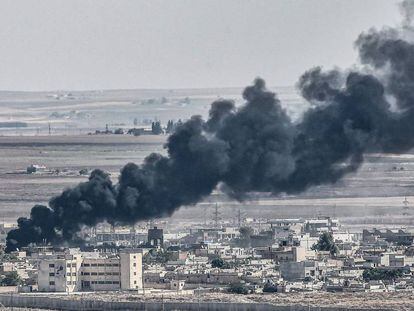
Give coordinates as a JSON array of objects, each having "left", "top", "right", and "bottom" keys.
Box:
[{"left": 37, "top": 249, "right": 143, "bottom": 292}]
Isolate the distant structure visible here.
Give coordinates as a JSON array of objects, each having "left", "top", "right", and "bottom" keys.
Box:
[{"left": 147, "top": 226, "right": 164, "bottom": 248}]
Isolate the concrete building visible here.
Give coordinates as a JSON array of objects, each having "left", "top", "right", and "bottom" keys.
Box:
[
  {"left": 37, "top": 249, "right": 143, "bottom": 292},
  {"left": 148, "top": 227, "right": 164, "bottom": 248},
  {"left": 304, "top": 217, "right": 339, "bottom": 236},
  {"left": 363, "top": 228, "right": 414, "bottom": 245},
  {"left": 280, "top": 260, "right": 324, "bottom": 281},
  {"left": 255, "top": 246, "right": 306, "bottom": 262}
]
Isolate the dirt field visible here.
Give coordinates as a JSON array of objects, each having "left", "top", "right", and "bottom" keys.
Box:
[
  {"left": 16, "top": 291, "right": 414, "bottom": 311},
  {"left": 0, "top": 134, "right": 414, "bottom": 225}
]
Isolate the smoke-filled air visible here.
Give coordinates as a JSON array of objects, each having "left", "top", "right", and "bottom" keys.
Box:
[{"left": 6, "top": 1, "right": 414, "bottom": 252}]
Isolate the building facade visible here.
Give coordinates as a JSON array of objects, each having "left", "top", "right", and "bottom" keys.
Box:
[{"left": 37, "top": 249, "right": 143, "bottom": 292}]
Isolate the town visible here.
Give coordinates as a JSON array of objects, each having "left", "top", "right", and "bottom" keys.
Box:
[{"left": 1, "top": 213, "right": 414, "bottom": 300}]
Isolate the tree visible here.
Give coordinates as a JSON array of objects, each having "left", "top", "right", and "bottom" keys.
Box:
[
  {"left": 263, "top": 282, "right": 277, "bottom": 293},
  {"left": 363, "top": 268, "right": 404, "bottom": 282},
  {"left": 143, "top": 249, "right": 172, "bottom": 264},
  {"left": 0, "top": 271, "right": 22, "bottom": 286},
  {"left": 166, "top": 120, "right": 175, "bottom": 134},
  {"left": 151, "top": 121, "right": 163, "bottom": 135},
  {"left": 312, "top": 232, "right": 339, "bottom": 255},
  {"left": 228, "top": 282, "right": 249, "bottom": 294},
  {"left": 211, "top": 257, "right": 231, "bottom": 269}
]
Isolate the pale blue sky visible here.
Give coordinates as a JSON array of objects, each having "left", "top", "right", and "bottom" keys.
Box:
[{"left": 0, "top": 0, "right": 402, "bottom": 91}]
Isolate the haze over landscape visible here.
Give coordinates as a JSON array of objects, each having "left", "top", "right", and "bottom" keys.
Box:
[
  {"left": 2, "top": 1, "right": 414, "bottom": 310},
  {"left": 0, "top": 0, "right": 402, "bottom": 91}
]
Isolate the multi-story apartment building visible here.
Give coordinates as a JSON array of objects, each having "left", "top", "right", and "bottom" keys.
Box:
[{"left": 37, "top": 249, "right": 143, "bottom": 292}]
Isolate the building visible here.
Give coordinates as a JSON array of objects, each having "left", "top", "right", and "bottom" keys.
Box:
[
  {"left": 363, "top": 229, "right": 414, "bottom": 245},
  {"left": 148, "top": 227, "right": 164, "bottom": 248},
  {"left": 304, "top": 217, "right": 339, "bottom": 236},
  {"left": 37, "top": 249, "right": 143, "bottom": 292},
  {"left": 255, "top": 246, "right": 306, "bottom": 262},
  {"left": 0, "top": 223, "right": 17, "bottom": 244},
  {"left": 279, "top": 260, "right": 324, "bottom": 281}
]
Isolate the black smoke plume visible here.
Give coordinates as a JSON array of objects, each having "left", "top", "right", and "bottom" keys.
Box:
[{"left": 6, "top": 1, "right": 414, "bottom": 251}]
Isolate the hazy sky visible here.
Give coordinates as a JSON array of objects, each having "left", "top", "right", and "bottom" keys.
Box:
[{"left": 0, "top": 0, "right": 402, "bottom": 91}]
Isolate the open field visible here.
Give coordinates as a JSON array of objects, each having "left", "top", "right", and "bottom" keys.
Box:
[
  {"left": 0, "top": 134, "right": 413, "bottom": 225},
  {"left": 0, "top": 87, "right": 413, "bottom": 225}
]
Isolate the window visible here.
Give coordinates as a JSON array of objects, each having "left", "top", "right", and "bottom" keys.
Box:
[
  {"left": 98, "top": 263, "right": 105, "bottom": 267},
  {"left": 67, "top": 263, "right": 71, "bottom": 268},
  {"left": 134, "top": 280, "right": 137, "bottom": 284},
  {"left": 49, "top": 281, "right": 55, "bottom": 286},
  {"left": 112, "top": 272, "right": 119, "bottom": 276},
  {"left": 71, "top": 263, "right": 76, "bottom": 267},
  {"left": 91, "top": 272, "right": 97, "bottom": 276},
  {"left": 134, "top": 272, "right": 136, "bottom": 276},
  {"left": 133, "top": 263, "right": 136, "bottom": 267},
  {"left": 83, "top": 272, "right": 90, "bottom": 276},
  {"left": 83, "top": 263, "right": 90, "bottom": 267},
  {"left": 49, "top": 273, "right": 55, "bottom": 277},
  {"left": 49, "top": 264, "right": 55, "bottom": 268},
  {"left": 91, "top": 264, "right": 97, "bottom": 267},
  {"left": 113, "top": 281, "right": 119, "bottom": 284},
  {"left": 98, "top": 272, "right": 105, "bottom": 276}
]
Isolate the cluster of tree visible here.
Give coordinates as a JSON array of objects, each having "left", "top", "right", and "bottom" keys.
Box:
[
  {"left": 0, "top": 247, "right": 17, "bottom": 262},
  {"left": 211, "top": 257, "right": 231, "bottom": 269},
  {"left": 94, "top": 125, "right": 124, "bottom": 135},
  {"left": 228, "top": 282, "right": 250, "bottom": 295},
  {"left": 0, "top": 271, "right": 22, "bottom": 286},
  {"left": 143, "top": 249, "right": 172, "bottom": 264},
  {"left": 129, "top": 119, "right": 184, "bottom": 135},
  {"left": 311, "top": 232, "right": 339, "bottom": 256},
  {"left": 362, "top": 268, "right": 404, "bottom": 282},
  {"left": 151, "top": 121, "right": 163, "bottom": 135},
  {"left": 113, "top": 128, "right": 124, "bottom": 135},
  {"left": 166, "top": 119, "right": 183, "bottom": 134},
  {"left": 262, "top": 282, "right": 277, "bottom": 293}
]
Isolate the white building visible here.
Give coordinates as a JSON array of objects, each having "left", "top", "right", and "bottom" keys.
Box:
[{"left": 37, "top": 249, "right": 143, "bottom": 292}]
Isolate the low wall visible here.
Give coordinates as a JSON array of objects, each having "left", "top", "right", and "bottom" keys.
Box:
[
  {"left": 0, "top": 286, "right": 18, "bottom": 293},
  {"left": 0, "top": 294, "right": 395, "bottom": 311}
]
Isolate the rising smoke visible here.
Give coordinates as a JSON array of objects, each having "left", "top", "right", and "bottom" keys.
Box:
[{"left": 6, "top": 1, "right": 414, "bottom": 251}]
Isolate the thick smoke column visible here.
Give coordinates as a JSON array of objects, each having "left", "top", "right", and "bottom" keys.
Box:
[{"left": 6, "top": 1, "right": 414, "bottom": 251}]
